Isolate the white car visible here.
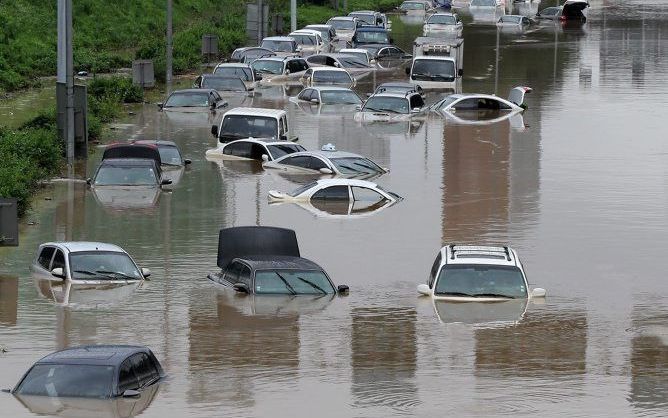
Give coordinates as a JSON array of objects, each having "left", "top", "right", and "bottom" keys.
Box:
[
  {"left": 354, "top": 90, "right": 426, "bottom": 123},
  {"left": 289, "top": 86, "right": 362, "bottom": 106},
  {"left": 251, "top": 56, "right": 310, "bottom": 83},
  {"left": 339, "top": 48, "right": 375, "bottom": 65},
  {"left": 303, "top": 24, "right": 338, "bottom": 50},
  {"left": 263, "top": 144, "right": 387, "bottom": 177},
  {"left": 423, "top": 13, "right": 463, "bottom": 37},
  {"left": 326, "top": 16, "right": 359, "bottom": 42},
  {"left": 205, "top": 138, "right": 305, "bottom": 161},
  {"left": 260, "top": 36, "right": 302, "bottom": 57},
  {"left": 268, "top": 178, "right": 402, "bottom": 205},
  {"left": 430, "top": 86, "right": 532, "bottom": 113},
  {"left": 30, "top": 242, "right": 150, "bottom": 285},
  {"left": 300, "top": 67, "right": 355, "bottom": 88},
  {"left": 289, "top": 29, "right": 325, "bottom": 55},
  {"left": 417, "top": 245, "right": 546, "bottom": 301}
]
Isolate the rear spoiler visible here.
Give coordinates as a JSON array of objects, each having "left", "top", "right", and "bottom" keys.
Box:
[{"left": 508, "top": 86, "right": 532, "bottom": 109}]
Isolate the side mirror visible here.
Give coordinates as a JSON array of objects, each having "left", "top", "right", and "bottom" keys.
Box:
[
  {"left": 319, "top": 167, "right": 333, "bottom": 175},
  {"left": 405, "top": 67, "right": 410, "bottom": 75},
  {"left": 531, "top": 288, "right": 547, "bottom": 298},
  {"left": 184, "top": 159, "right": 192, "bottom": 165},
  {"left": 280, "top": 135, "right": 288, "bottom": 141},
  {"left": 233, "top": 283, "right": 250, "bottom": 294},
  {"left": 417, "top": 284, "right": 432, "bottom": 296},
  {"left": 310, "top": 98, "right": 320, "bottom": 104},
  {"left": 285, "top": 69, "right": 291, "bottom": 75},
  {"left": 51, "top": 267, "right": 65, "bottom": 279},
  {"left": 458, "top": 69, "right": 463, "bottom": 77},
  {"left": 157, "top": 102, "right": 164, "bottom": 110},
  {"left": 412, "top": 107, "right": 421, "bottom": 113},
  {"left": 161, "top": 179, "right": 173, "bottom": 186},
  {"left": 210, "top": 125, "right": 219, "bottom": 138},
  {"left": 122, "top": 389, "right": 141, "bottom": 399},
  {"left": 261, "top": 154, "right": 270, "bottom": 163},
  {"left": 141, "top": 268, "right": 151, "bottom": 278},
  {"left": 86, "top": 178, "right": 92, "bottom": 185},
  {"left": 337, "top": 284, "right": 349, "bottom": 294}
]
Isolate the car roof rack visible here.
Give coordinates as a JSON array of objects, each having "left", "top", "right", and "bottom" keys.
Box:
[{"left": 448, "top": 244, "right": 512, "bottom": 262}]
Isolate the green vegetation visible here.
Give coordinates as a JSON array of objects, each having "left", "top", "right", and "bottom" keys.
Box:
[{"left": 0, "top": 0, "right": 246, "bottom": 92}]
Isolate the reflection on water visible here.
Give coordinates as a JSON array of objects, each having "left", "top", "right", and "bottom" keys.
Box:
[
  {"left": 33, "top": 278, "right": 142, "bottom": 309},
  {"left": 1, "top": 1, "right": 668, "bottom": 416}
]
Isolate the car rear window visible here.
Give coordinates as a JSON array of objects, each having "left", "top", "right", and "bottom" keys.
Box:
[{"left": 15, "top": 364, "right": 115, "bottom": 398}]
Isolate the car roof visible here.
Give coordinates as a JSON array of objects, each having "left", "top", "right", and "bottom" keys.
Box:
[
  {"left": 255, "top": 56, "right": 290, "bottom": 62},
  {"left": 369, "top": 92, "right": 411, "bottom": 99},
  {"left": 378, "top": 82, "right": 418, "bottom": 88},
  {"left": 305, "top": 24, "right": 332, "bottom": 29},
  {"left": 441, "top": 245, "right": 520, "bottom": 267},
  {"left": 413, "top": 56, "right": 456, "bottom": 61},
  {"left": 133, "top": 139, "right": 178, "bottom": 148},
  {"left": 306, "top": 86, "right": 355, "bottom": 92},
  {"left": 312, "top": 66, "right": 349, "bottom": 72},
  {"left": 99, "top": 158, "right": 158, "bottom": 167},
  {"left": 225, "top": 138, "right": 291, "bottom": 146},
  {"left": 290, "top": 29, "right": 321, "bottom": 36},
  {"left": 40, "top": 241, "right": 126, "bottom": 253},
  {"left": 263, "top": 36, "right": 296, "bottom": 41},
  {"left": 350, "top": 10, "right": 377, "bottom": 14},
  {"left": 340, "top": 48, "right": 370, "bottom": 54},
  {"left": 284, "top": 150, "right": 363, "bottom": 159},
  {"left": 169, "top": 88, "right": 213, "bottom": 94},
  {"left": 215, "top": 63, "right": 251, "bottom": 68},
  {"left": 36, "top": 345, "right": 150, "bottom": 366},
  {"left": 356, "top": 26, "right": 387, "bottom": 32},
  {"left": 329, "top": 16, "right": 356, "bottom": 21},
  {"left": 237, "top": 255, "right": 323, "bottom": 271},
  {"left": 314, "top": 178, "right": 378, "bottom": 188},
  {"left": 224, "top": 107, "right": 286, "bottom": 118}
]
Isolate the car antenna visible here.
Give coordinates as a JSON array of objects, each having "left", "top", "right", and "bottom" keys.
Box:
[
  {"left": 449, "top": 243, "right": 455, "bottom": 260},
  {"left": 503, "top": 246, "right": 511, "bottom": 261}
]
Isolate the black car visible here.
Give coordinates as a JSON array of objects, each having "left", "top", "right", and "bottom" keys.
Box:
[
  {"left": 351, "top": 26, "right": 391, "bottom": 48},
  {"left": 208, "top": 226, "right": 349, "bottom": 296},
  {"left": 11, "top": 345, "right": 165, "bottom": 399},
  {"left": 90, "top": 158, "right": 171, "bottom": 188},
  {"left": 133, "top": 140, "right": 191, "bottom": 167}
]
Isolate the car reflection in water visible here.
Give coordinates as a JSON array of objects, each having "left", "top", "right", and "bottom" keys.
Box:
[
  {"left": 91, "top": 186, "right": 161, "bottom": 211},
  {"left": 206, "top": 156, "right": 265, "bottom": 177},
  {"left": 34, "top": 278, "right": 143, "bottom": 308},
  {"left": 14, "top": 383, "right": 160, "bottom": 418},
  {"left": 270, "top": 197, "right": 397, "bottom": 219},
  {"left": 436, "top": 111, "right": 527, "bottom": 130},
  {"left": 432, "top": 299, "right": 528, "bottom": 326}
]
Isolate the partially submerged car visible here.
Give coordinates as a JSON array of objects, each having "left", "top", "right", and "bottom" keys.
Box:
[
  {"left": 207, "top": 226, "right": 349, "bottom": 295},
  {"left": 373, "top": 82, "right": 423, "bottom": 96},
  {"left": 228, "top": 46, "right": 276, "bottom": 63},
  {"left": 212, "top": 63, "right": 260, "bottom": 88},
  {"left": 205, "top": 138, "right": 305, "bottom": 161},
  {"left": 348, "top": 10, "right": 391, "bottom": 30},
  {"left": 351, "top": 26, "right": 392, "bottom": 48},
  {"left": 260, "top": 36, "right": 302, "bottom": 57},
  {"left": 290, "top": 86, "right": 362, "bottom": 106},
  {"left": 407, "top": 55, "right": 462, "bottom": 90},
  {"left": 268, "top": 178, "right": 402, "bottom": 207},
  {"left": 399, "top": 1, "right": 434, "bottom": 14},
  {"left": 90, "top": 158, "right": 170, "bottom": 189},
  {"left": 303, "top": 24, "right": 338, "bottom": 50},
  {"left": 417, "top": 245, "right": 546, "bottom": 301},
  {"left": 132, "top": 140, "right": 191, "bottom": 167},
  {"left": 210, "top": 107, "right": 295, "bottom": 143},
  {"left": 430, "top": 86, "right": 532, "bottom": 115},
  {"left": 30, "top": 241, "right": 150, "bottom": 284},
  {"left": 339, "top": 48, "right": 375, "bottom": 66},
  {"left": 300, "top": 67, "right": 355, "bottom": 88},
  {"left": 159, "top": 89, "right": 227, "bottom": 113},
  {"left": 535, "top": 0, "right": 589, "bottom": 22},
  {"left": 12, "top": 345, "right": 164, "bottom": 399},
  {"left": 325, "top": 16, "right": 359, "bottom": 42},
  {"left": 305, "top": 53, "right": 373, "bottom": 75},
  {"left": 354, "top": 90, "right": 426, "bottom": 122},
  {"left": 250, "top": 56, "right": 310, "bottom": 83},
  {"left": 263, "top": 144, "right": 388, "bottom": 178},
  {"left": 497, "top": 14, "right": 534, "bottom": 27},
  {"left": 288, "top": 29, "right": 325, "bottom": 55},
  {"left": 193, "top": 75, "right": 253, "bottom": 95},
  {"left": 423, "top": 13, "right": 463, "bottom": 37}
]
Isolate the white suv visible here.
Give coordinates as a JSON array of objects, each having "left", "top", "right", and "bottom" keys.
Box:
[{"left": 417, "top": 245, "right": 546, "bottom": 301}]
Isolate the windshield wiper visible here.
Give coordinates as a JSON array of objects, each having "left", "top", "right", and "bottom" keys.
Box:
[
  {"left": 473, "top": 293, "right": 516, "bottom": 299},
  {"left": 352, "top": 161, "right": 379, "bottom": 172},
  {"left": 441, "top": 292, "right": 474, "bottom": 297},
  {"left": 96, "top": 270, "right": 138, "bottom": 280},
  {"left": 296, "top": 276, "right": 328, "bottom": 294},
  {"left": 73, "top": 270, "right": 98, "bottom": 276},
  {"left": 274, "top": 272, "right": 297, "bottom": 295}
]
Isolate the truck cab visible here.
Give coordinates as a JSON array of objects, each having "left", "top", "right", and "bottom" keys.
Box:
[
  {"left": 210, "top": 107, "right": 296, "bottom": 143},
  {"left": 408, "top": 37, "right": 464, "bottom": 89}
]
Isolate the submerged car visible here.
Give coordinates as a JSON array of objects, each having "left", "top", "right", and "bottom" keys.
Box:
[
  {"left": 354, "top": 90, "right": 426, "bottom": 122},
  {"left": 373, "top": 82, "right": 423, "bottom": 96},
  {"left": 325, "top": 16, "right": 359, "bottom": 42},
  {"left": 210, "top": 107, "right": 295, "bottom": 143},
  {"left": 251, "top": 56, "right": 310, "bottom": 83},
  {"left": 228, "top": 46, "right": 276, "bottom": 63},
  {"left": 290, "top": 86, "right": 362, "bottom": 106},
  {"left": 132, "top": 140, "right": 190, "bottom": 167},
  {"left": 212, "top": 63, "right": 260, "bottom": 88},
  {"left": 430, "top": 86, "right": 532, "bottom": 115},
  {"left": 260, "top": 36, "right": 302, "bottom": 57},
  {"left": 351, "top": 26, "right": 392, "bottom": 48},
  {"left": 339, "top": 48, "right": 375, "bottom": 65},
  {"left": 348, "top": 10, "right": 391, "bottom": 29},
  {"left": 300, "top": 67, "right": 355, "bottom": 88},
  {"left": 497, "top": 14, "right": 534, "bottom": 27},
  {"left": 288, "top": 29, "right": 325, "bottom": 55},
  {"left": 263, "top": 144, "right": 387, "bottom": 178},
  {"left": 90, "top": 158, "right": 170, "bottom": 189},
  {"left": 12, "top": 345, "right": 164, "bottom": 399},
  {"left": 305, "top": 53, "right": 373, "bottom": 76},
  {"left": 268, "top": 178, "right": 402, "bottom": 207},
  {"left": 399, "top": 1, "right": 433, "bottom": 13},
  {"left": 193, "top": 75, "right": 253, "bottom": 95},
  {"left": 207, "top": 226, "right": 349, "bottom": 295},
  {"left": 205, "top": 138, "right": 305, "bottom": 161},
  {"left": 423, "top": 13, "right": 463, "bottom": 37},
  {"left": 417, "top": 245, "right": 547, "bottom": 301},
  {"left": 303, "top": 24, "right": 338, "bottom": 50},
  {"left": 159, "top": 89, "right": 227, "bottom": 112},
  {"left": 535, "top": 0, "right": 589, "bottom": 22}
]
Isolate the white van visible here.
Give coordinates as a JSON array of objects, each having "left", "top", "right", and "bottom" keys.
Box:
[{"left": 210, "top": 107, "right": 296, "bottom": 143}]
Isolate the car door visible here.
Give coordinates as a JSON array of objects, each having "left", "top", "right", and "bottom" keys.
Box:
[
  {"left": 298, "top": 88, "right": 314, "bottom": 102},
  {"left": 223, "top": 142, "right": 253, "bottom": 159},
  {"left": 118, "top": 358, "right": 140, "bottom": 395},
  {"left": 130, "top": 353, "right": 161, "bottom": 390},
  {"left": 35, "top": 246, "right": 56, "bottom": 274},
  {"left": 280, "top": 155, "right": 317, "bottom": 173},
  {"left": 350, "top": 186, "right": 389, "bottom": 213}
]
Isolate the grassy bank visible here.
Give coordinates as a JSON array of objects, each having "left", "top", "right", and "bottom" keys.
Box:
[{"left": 0, "top": 0, "right": 246, "bottom": 92}]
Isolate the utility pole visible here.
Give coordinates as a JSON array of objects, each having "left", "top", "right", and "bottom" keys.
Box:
[
  {"left": 166, "top": 0, "right": 173, "bottom": 86},
  {"left": 57, "top": 0, "right": 74, "bottom": 177},
  {"left": 291, "top": 0, "right": 296, "bottom": 32}
]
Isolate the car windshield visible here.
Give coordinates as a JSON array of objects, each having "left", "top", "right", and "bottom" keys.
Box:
[
  {"left": 213, "top": 66, "right": 252, "bottom": 81},
  {"left": 363, "top": 96, "right": 409, "bottom": 114},
  {"left": 350, "top": 13, "right": 375, "bottom": 24},
  {"left": 320, "top": 90, "right": 361, "bottom": 104},
  {"left": 291, "top": 34, "right": 316, "bottom": 45},
  {"left": 356, "top": 31, "right": 389, "bottom": 44},
  {"left": 157, "top": 146, "right": 182, "bottom": 166},
  {"left": 164, "top": 92, "right": 209, "bottom": 107},
  {"left": 331, "top": 157, "right": 383, "bottom": 174},
  {"left": 471, "top": 0, "right": 496, "bottom": 6},
  {"left": 307, "top": 27, "right": 329, "bottom": 40},
  {"left": 261, "top": 40, "right": 295, "bottom": 52},
  {"left": 289, "top": 181, "right": 317, "bottom": 197},
  {"left": 341, "top": 51, "right": 368, "bottom": 63},
  {"left": 428, "top": 15, "right": 456, "bottom": 24},
  {"left": 244, "top": 49, "right": 274, "bottom": 62},
  {"left": 435, "top": 265, "right": 528, "bottom": 298},
  {"left": 438, "top": 96, "right": 459, "bottom": 109},
  {"left": 499, "top": 15, "right": 521, "bottom": 23},
  {"left": 254, "top": 270, "right": 335, "bottom": 295},
  {"left": 252, "top": 60, "right": 284, "bottom": 75},
  {"left": 328, "top": 19, "right": 355, "bottom": 30},
  {"left": 221, "top": 115, "right": 278, "bottom": 139},
  {"left": 202, "top": 77, "right": 246, "bottom": 91},
  {"left": 412, "top": 59, "right": 455, "bottom": 81},
  {"left": 70, "top": 251, "right": 142, "bottom": 280},
  {"left": 401, "top": 2, "right": 424, "bottom": 10},
  {"left": 15, "top": 364, "right": 115, "bottom": 398},
  {"left": 313, "top": 71, "right": 352, "bottom": 85},
  {"left": 94, "top": 165, "right": 158, "bottom": 186},
  {"left": 376, "top": 85, "right": 413, "bottom": 94},
  {"left": 337, "top": 57, "right": 370, "bottom": 68},
  {"left": 267, "top": 144, "right": 305, "bottom": 158}
]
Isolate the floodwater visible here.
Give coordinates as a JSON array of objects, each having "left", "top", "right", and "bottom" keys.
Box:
[{"left": 2, "top": 0, "right": 668, "bottom": 416}]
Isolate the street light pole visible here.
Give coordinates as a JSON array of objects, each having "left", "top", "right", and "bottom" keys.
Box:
[
  {"left": 57, "top": 0, "right": 74, "bottom": 177},
  {"left": 291, "top": 0, "right": 296, "bottom": 32},
  {"left": 166, "top": 0, "right": 173, "bottom": 87}
]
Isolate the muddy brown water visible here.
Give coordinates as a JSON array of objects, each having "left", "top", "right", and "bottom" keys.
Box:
[{"left": 2, "top": 1, "right": 668, "bottom": 416}]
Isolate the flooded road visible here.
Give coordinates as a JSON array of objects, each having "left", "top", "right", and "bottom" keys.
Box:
[{"left": 2, "top": 0, "right": 668, "bottom": 416}]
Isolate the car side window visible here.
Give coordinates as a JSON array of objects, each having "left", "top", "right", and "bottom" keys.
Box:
[
  {"left": 38, "top": 247, "right": 56, "bottom": 269},
  {"left": 310, "top": 157, "right": 328, "bottom": 170},
  {"left": 429, "top": 252, "right": 442, "bottom": 288},
  {"left": 312, "top": 185, "right": 350, "bottom": 200},
  {"left": 118, "top": 359, "right": 139, "bottom": 393},
  {"left": 52, "top": 250, "right": 67, "bottom": 275},
  {"left": 410, "top": 94, "right": 424, "bottom": 109},
  {"left": 282, "top": 116, "right": 289, "bottom": 134},
  {"left": 238, "top": 265, "right": 251, "bottom": 286},
  {"left": 452, "top": 98, "right": 479, "bottom": 110},
  {"left": 283, "top": 156, "right": 311, "bottom": 169},
  {"left": 224, "top": 261, "right": 244, "bottom": 284},
  {"left": 296, "top": 59, "right": 308, "bottom": 72},
  {"left": 378, "top": 48, "right": 389, "bottom": 57},
  {"left": 298, "top": 89, "right": 312, "bottom": 100},
  {"left": 351, "top": 187, "right": 385, "bottom": 203},
  {"left": 308, "top": 55, "right": 326, "bottom": 65},
  {"left": 224, "top": 142, "right": 252, "bottom": 158},
  {"left": 131, "top": 353, "right": 159, "bottom": 388},
  {"left": 251, "top": 143, "right": 266, "bottom": 160}
]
